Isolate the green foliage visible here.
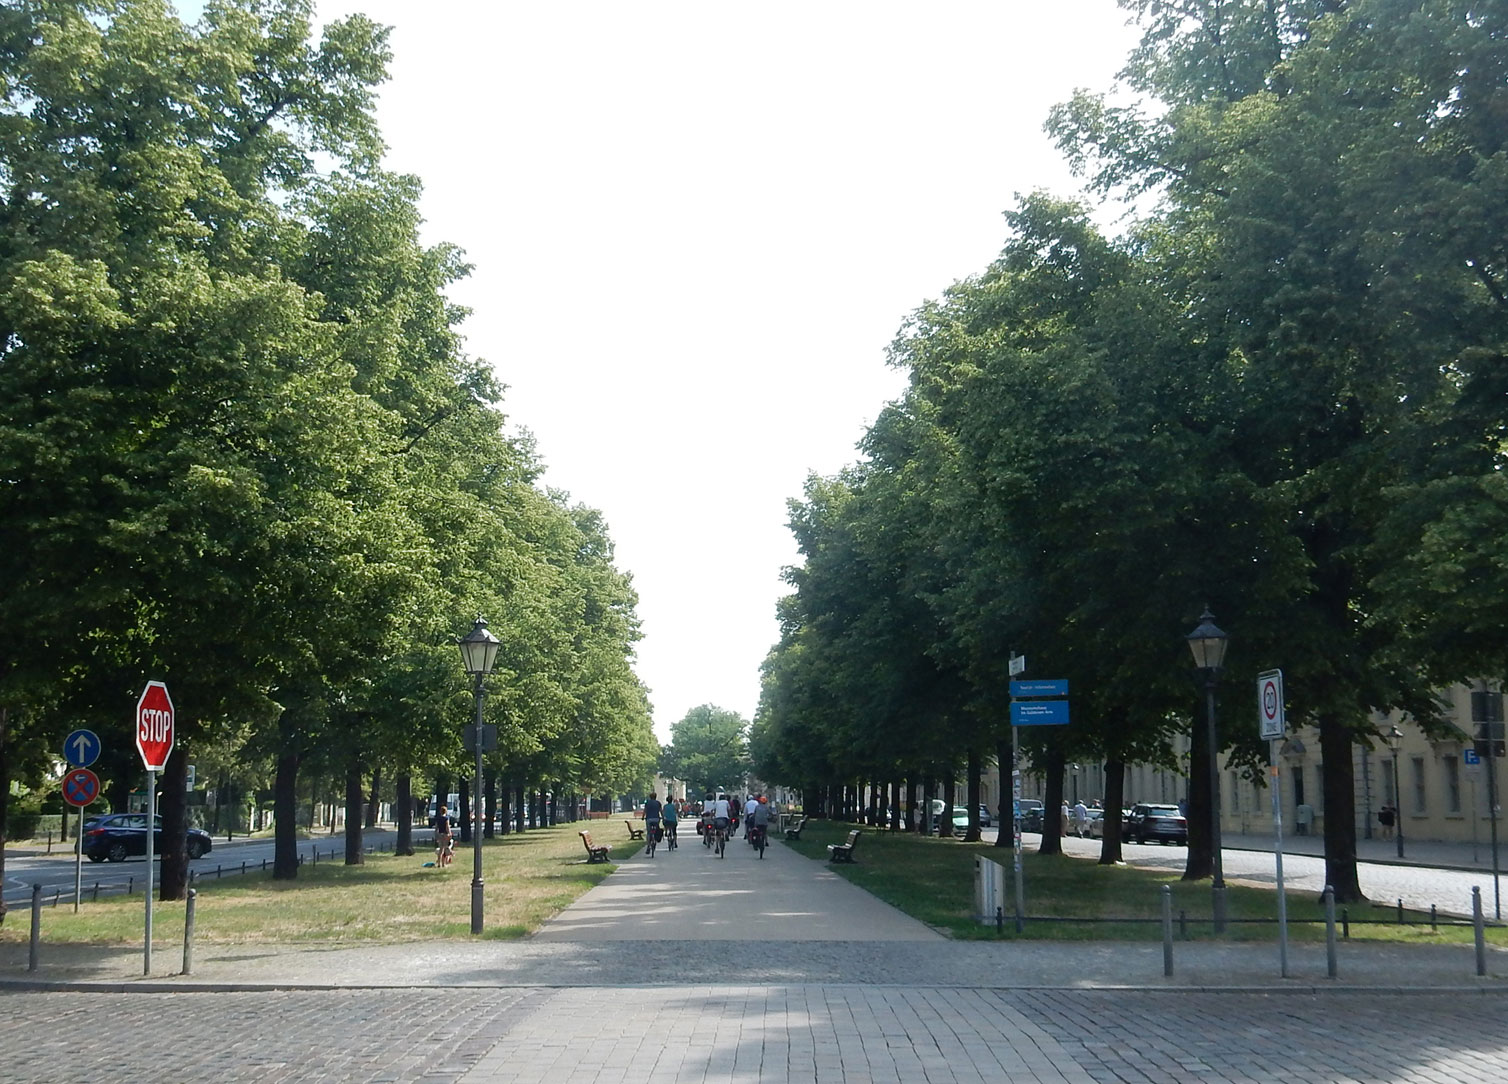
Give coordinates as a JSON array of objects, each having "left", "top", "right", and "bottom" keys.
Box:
[{"left": 664, "top": 705, "right": 750, "bottom": 796}]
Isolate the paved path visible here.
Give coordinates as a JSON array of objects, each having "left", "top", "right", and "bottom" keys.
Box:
[{"left": 5, "top": 831, "right": 1508, "bottom": 1082}]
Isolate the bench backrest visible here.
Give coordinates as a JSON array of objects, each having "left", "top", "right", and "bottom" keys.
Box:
[
  {"left": 846, "top": 830, "right": 861, "bottom": 846},
  {"left": 580, "top": 830, "right": 595, "bottom": 846}
]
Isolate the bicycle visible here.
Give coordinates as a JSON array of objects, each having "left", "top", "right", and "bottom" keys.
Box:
[
  {"left": 664, "top": 822, "right": 677, "bottom": 850},
  {"left": 645, "top": 823, "right": 659, "bottom": 858},
  {"left": 716, "top": 823, "right": 727, "bottom": 858},
  {"left": 751, "top": 823, "right": 767, "bottom": 858}
]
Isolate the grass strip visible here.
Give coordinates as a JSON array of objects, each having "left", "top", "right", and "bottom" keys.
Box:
[
  {"left": 1, "top": 823, "right": 624, "bottom": 945},
  {"left": 784, "top": 818, "right": 1508, "bottom": 944}
]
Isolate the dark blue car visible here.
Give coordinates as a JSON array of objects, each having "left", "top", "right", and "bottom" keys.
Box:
[{"left": 83, "top": 813, "right": 213, "bottom": 862}]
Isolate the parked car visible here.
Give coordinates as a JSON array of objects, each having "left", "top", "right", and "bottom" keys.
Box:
[
  {"left": 977, "top": 805, "right": 993, "bottom": 828},
  {"left": 1085, "top": 808, "right": 1106, "bottom": 838},
  {"left": 950, "top": 806, "right": 972, "bottom": 834},
  {"left": 1125, "top": 803, "right": 1188, "bottom": 845},
  {"left": 1016, "top": 799, "right": 1045, "bottom": 833},
  {"left": 83, "top": 814, "right": 213, "bottom": 863}
]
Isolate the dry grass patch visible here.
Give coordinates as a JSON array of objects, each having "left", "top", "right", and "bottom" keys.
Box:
[{"left": 0, "top": 824, "right": 621, "bottom": 946}]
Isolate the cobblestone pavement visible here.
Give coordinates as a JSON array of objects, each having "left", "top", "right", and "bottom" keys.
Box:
[{"left": 4, "top": 985, "right": 1508, "bottom": 1083}]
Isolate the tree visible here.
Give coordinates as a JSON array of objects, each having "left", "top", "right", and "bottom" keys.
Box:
[{"left": 664, "top": 706, "right": 749, "bottom": 797}]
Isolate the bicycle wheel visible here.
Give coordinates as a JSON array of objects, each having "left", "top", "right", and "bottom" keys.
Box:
[
  {"left": 717, "top": 832, "right": 725, "bottom": 858},
  {"left": 756, "top": 831, "right": 766, "bottom": 858}
]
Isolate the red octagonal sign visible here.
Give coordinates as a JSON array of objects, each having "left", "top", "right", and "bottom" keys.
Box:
[{"left": 135, "top": 681, "right": 175, "bottom": 771}]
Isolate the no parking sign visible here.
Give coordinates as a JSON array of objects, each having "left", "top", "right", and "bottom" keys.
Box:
[{"left": 1258, "top": 669, "right": 1285, "bottom": 740}]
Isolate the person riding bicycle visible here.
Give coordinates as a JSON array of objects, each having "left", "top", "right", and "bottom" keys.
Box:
[
  {"left": 743, "top": 794, "right": 759, "bottom": 838},
  {"left": 712, "top": 792, "right": 731, "bottom": 845},
  {"left": 643, "top": 792, "right": 663, "bottom": 853},
  {"left": 661, "top": 797, "right": 678, "bottom": 849},
  {"left": 750, "top": 795, "right": 771, "bottom": 850}
]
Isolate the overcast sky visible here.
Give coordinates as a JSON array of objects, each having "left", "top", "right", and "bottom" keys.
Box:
[{"left": 292, "top": 2, "right": 1141, "bottom": 740}]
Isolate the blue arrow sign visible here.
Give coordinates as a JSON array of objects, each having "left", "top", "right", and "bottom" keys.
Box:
[
  {"left": 1010, "top": 679, "right": 1068, "bottom": 698},
  {"left": 63, "top": 728, "right": 101, "bottom": 768},
  {"left": 1011, "top": 700, "right": 1070, "bottom": 726}
]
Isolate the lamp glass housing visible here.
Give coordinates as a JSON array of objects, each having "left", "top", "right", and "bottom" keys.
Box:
[
  {"left": 1186, "top": 608, "right": 1229, "bottom": 671},
  {"left": 458, "top": 618, "right": 501, "bottom": 675}
]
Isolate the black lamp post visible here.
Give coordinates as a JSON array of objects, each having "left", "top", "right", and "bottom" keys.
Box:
[
  {"left": 1387, "top": 723, "right": 1405, "bottom": 859},
  {"left": 458, "top": 616, "right": 500, "bottom": 934},
  {"left": 1187, "top": 606, "right": 1229, "bottom": 933}
]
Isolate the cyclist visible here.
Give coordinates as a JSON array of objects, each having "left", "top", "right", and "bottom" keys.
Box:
[
  {"left": 643, "top": 792, "right": 663, "bottom": 856},
  {"left": 662, "top": 796, "right": 678, "bottom": 850},
  {"left": 743, "top": 794, "right": 759, "bottom": 841},
  {"left": 750, "top": 795, "right": 771, "bottom": 855},
  {"left": 702, "top": 791, "right": 717, "bottom": 847},
  {"left": 713, "top": 792, "right": 732, "bottom": 854}
]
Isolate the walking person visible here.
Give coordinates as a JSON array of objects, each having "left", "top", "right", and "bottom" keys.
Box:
[
  {"left": 1295, "top": 801, "right": 1314, "bottom": 837},
  {"left": 1379, "top": 804, "right": 1395, "bottom": 841},
  {"left": 1073, "top": 799, "right": 1089, "bottom": 838}
]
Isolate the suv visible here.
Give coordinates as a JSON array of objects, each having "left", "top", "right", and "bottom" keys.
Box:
[
  {"left": 1016, "top": 799, "right": 1045, "bottom": 833},
  {"left": 1125, "top": 803, "right": 1188, "bottom": 845}
]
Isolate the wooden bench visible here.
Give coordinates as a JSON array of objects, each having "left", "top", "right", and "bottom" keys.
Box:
[
  {"left": 827, "top": 829, "right": 861, "bottom": 863},
  {"left": 580, "top": 830, "right": 611, "bottom": 863},
  {"left": 624, "top": 819, "right": 645, "bottom": 841},
  {"left": 784, "top": 816, "right": 809, "bottom": 841}
]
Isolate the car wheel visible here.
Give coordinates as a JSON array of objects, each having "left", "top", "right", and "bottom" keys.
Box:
[
  {"left": 188, "top": 840, "right": 208, "bottom": 859},
  {"left": 107, "top": 842, "right": 128, "bottom": 862},
  {"left": 87, "top": 852, "right": 105, "bottom": 863}
]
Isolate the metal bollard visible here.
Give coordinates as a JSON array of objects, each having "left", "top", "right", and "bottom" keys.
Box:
[
  {"left": 995, "top": 906, "right": 1003, "bottom": 933},
  {"left": 92, "top": 882, "right": 100, "bottom": 902},
  {"left": 1162, "top": 885, "right": 1174, "bottom": 977},
  {"left": 1397, "top": 898, "right": 1404, "bottom": 925},
  {"left": 1179, "top": 909, "right": 1187, "bottom": 940},
  {"left": 1324, "top": 885, "right": 1338, "bottom": 979},
  {"left": 127, "top": 876, "right": 133, "bottom": 896},
  {"left": 182, "top": 889, "right": 196, "bottom": 975},
  {"left": 1474, "top": 887, "right": 1487, "bottom": 977},
  {"left": 1342, "top": 908, "right": 1350, "bottom": 939},
  {"left": 29, "top": 884, "right": 41, "bottom": 972}
]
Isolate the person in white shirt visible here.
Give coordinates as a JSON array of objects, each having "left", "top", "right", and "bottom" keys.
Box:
[
  {"left": 1073, "top": 800, "right": 1090, "bottom": 838},
  {"left": 744, "top": 795, "right": 760, "bottom": 835}
]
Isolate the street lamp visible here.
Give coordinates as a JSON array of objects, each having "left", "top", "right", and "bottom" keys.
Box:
[
  {"left": 458, "top": 616, "right": 500, "bottom": 934},
  {"left": 1187, "top": 606, "right": 1229, "bottom": 933},
  {"left": 1387, "top": 723, "right": 1405, "bottom": 859}
]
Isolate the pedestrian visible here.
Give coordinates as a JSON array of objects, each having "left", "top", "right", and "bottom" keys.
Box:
[
  {"left": 1060, "top": 802, "right": 1070, "bottom": 837},
  {"left": 1073, "top": 799, "right": 1089, "bottom": 838},
  {"left": 1295, "top": 802, "right": 1314, "bottom": 837},
  {"left": 1379, "top": 804, "right": 1395, "bottom": 840}
]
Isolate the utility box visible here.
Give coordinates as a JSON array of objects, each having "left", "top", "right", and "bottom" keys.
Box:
[{"left": 974, "top": 854, "right": 1005, "bottom": 925}]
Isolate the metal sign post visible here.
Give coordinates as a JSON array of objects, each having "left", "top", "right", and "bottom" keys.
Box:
[
  {"left": 134, "top": 682, "right": 174, "bottom": 976},
  {"left": 1258, "top": 669, "right": 1289, "bottom": 977},
  {"left": 61, "top": 768, "right": 100, "bottom": 912},
  {"left": 1008, "top": 654, "right": 1026, "bottom": 933},
  {"left": 1008, "top": 667, "right": 1069, "bottom": 935},
  {"left": 144, "top": 771, "right": 155, "bottom": 975}
]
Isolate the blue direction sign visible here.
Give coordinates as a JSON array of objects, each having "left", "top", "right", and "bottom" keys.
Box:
[
  {"left": 1010, "top": 679, "right": 1068, "bottom": 698},
  {"left": 63, "top": 728, "right": 101, "bottom": 768},
  {"left": 1011, "top": 700, "right": 1070, "bottom": 726}
]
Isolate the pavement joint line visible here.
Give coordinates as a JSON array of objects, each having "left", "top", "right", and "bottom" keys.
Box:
[{"left": 4, "top": 978, "right": 1508, "bottom": 995}]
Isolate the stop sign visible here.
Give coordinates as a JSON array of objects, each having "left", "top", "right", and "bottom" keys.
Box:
[{"left": 135, "top": 681, "right": 175, "bottom": 771}]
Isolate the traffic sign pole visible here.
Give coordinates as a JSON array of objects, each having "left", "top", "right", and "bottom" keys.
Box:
[
  {"left": 145, "top": 770, "right": 154, "bottom": 975},
  {"left": 1258, "top": 670, "right": 1289, "bottom": 977}
]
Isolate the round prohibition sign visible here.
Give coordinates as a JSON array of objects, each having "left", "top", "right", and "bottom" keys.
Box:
[
  {"left": 1262, "top": 680, "right": 1280, "bottom": 723},
  {"left": 63, "top": 767, "right": 101, "bottom": 808}
]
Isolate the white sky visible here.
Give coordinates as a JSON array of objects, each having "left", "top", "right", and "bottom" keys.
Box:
[{"left": 289, "top": 2, "right": 1141, "bottom": 740}]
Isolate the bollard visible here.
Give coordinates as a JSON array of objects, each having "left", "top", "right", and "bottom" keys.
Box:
[
  {"left": 995, "top": 906, "right": 1003, "bottom": 933},
  {"left": 1179, "top": 909, "right": 1187, "bottom": 940},
  {"left": 29, "top": 884, "right": 41, "bottom": 973},
  {"left": 240, "top": 861, "right": 246, "bottom": 876},
  {"left": 182, "top": 889, "right": 197, "bottom": 975},
  {"left": 216, "top": 865, "right": 222, "bottom": 879},
  {"left": 1162, "top": 885, "right": 1174, "bottom": 977},
  {"left": 1474, "top": 886, "right": 1487, "bottom": 977},
  {"left": 1324, "top": 885, "right": 1338, "bottom": 979},
  {"left": 1397, "top": 898, "right": 1404, "bottom": 925},
  {"left": 1431, "top": 904, "right": 1437, "bottom": 932},
  {"left": 128, "top": 876, "right": 133, "bottom": 896},
  {"left": 92, "top": 882, "right": 100, "bottom": 902},
  {"left": 1342, "top": 908, "right": 1350, "bottom": 939}
]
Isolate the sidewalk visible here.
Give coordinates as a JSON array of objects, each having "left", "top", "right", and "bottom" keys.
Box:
[{"left": 1223, "top": 827, "right": 1508, "bottom": 874}]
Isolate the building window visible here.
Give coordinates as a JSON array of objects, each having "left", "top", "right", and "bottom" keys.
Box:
[
  {"left": 1410, "top": 756, "right": 1427, "bottom": 815},
  {"left": 1444, "top": 756, "right": 1461, "bottom": 814}
]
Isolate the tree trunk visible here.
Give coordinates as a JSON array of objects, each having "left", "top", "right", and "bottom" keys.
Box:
[
  {"left": 964, "top": 749, "right": 983, "bottom": 842},
  {"left": 343, "top": 759, "right": 364, "bottom": 865},
  {"left": 1183, "top": 693, "right": 1213, "bottom": 881},
  {"left": 921, "top": 777, "right": 934, "bottom": 834},
  {"left": 1, "top": 707, "right": 11, "bottom": 924},
  {"left": 1099, "top": 758, "right": 1126, "bottom": 865},
  {"left": 515, "top": 784, "right": 526, "bottom": 832},
  {"left": 158, "top": 745, "right": 190, "bottom": 900},
  {"left": 396, "top": 773, "right": 414, "bottom": 855},
  {"left": 458, "top": 777, "right": 472, "bottom": 843},
  {"left": 273, "top": 747, "right": 300, "bottom": 880},
  {"left": 1038, "top": 748, "right": 1065, "bottom": 856},
  {"left": 941, "top": 775, "right": 957, "bottom": 837},
  {"left": 1321, "top": 710, "right": 1366, "bottom": 902},
  {"left": 484, "top": 769, "right": 496, "bottom": 838},
  {"left": 904, "top": 778, "right": 918, "bottom": 833},
  {"left": 365, "top": 767, "right": 380, "bottom": 829}
]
